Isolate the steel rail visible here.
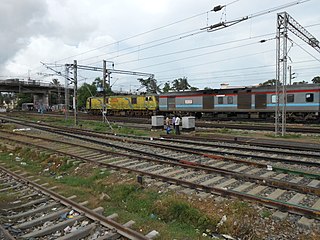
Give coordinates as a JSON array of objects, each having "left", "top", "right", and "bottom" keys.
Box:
[
  {"left": 2, "top": 130, "right": 319, "bottom": 195},
  {"left": 161, "top": 134, "right": 320, "bottom": 153},
  {"left": 0, "top": 166, "right": 150, "bottom": 240},
  {"left": 1, "top": 133, "right": 319, "bottom": 219},
  {"left": 2, "top": 115, "right": 320, "bottom": 167},
  {"left": 0, "top": 224, "right": 16, "bottom": 240}
]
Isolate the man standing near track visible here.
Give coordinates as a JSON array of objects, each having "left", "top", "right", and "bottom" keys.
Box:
[
  {"left": 172, "top": 115, "right": 176, "bottom": 134},
  {"left": 175, "top": 116, "right": 181, "bottom": 135}
]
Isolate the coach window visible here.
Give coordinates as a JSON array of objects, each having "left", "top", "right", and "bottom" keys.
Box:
[
  {"left": 287, "top": 94, "right": 294, "bottom": 103},
  {"left": 271, "top": 95, "right": 277, "bottom": 103},
  {"left": 132, "top": 97, "right": 137, "bottom": 104},
  {"left": 218, "top": 97, "right": 223, "bottom": 104},
  {"left": 227, "top": 96, "right": 233, "bottom": 104},
  {"left": 306, "top": 93, "right": 314, "bottom": 102}
]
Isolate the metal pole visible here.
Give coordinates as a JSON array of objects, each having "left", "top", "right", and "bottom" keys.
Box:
[
  {"left": 289, "top": 66, "right": 292, "bottom": 85},
  {"left": 73, "top": 60, "right": 78, "bottom": 126},
  {"left": 276, "top": 12, "right": 288, "bottom": 136},
  {"left": 281, "top": 14, "right": 288, "bottom": 136},
  {"left": 102, "top": 60, "right": 106, "bottom": 122},
  {"left": 275, "top": 14, "right": 281, "bottom": 136},
  {"left": 64, "top": 65, "right": 69, "bottom": 120},
  {"left": 107, "top": 71, "right": 111, "bottom": 90}
]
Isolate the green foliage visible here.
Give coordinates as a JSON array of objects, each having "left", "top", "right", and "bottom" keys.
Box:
[
  {"left": 16, "top": 93, "right": 33, "bottom": 107},
  {"left": 78, "top": 83, "right": 97, "bottom": 108},
  {"left": 109, "top": 184, "right": 139, "bottom": 203},
  {"left": 58, "top": 160, "right": 74, "bottom": 172},
  {"left": 51, "top": 78, "right": 61, "bottom": 86},
  {"left": 153, "top": 196, "right": 217, "bottom": 231},
  {"left": 264, "top": 133, "right": 302, "bottom": 139},
  {"left": 172, "top": 77, "right": 191, "bottom": 91},
  {"left": 293, "top": 80, "right": 308, "bottom": 85},
  {"left": 260, "top": 210, "right": 272, "bottom": 218},
  {"left": 138, "top": 77, "right": 161, "bottom": 94},
  {"left": 0, "top": 94, "right": 4, "bottom": 106},
  {"left": 162, "top": 82, "right": 171, "bottom": 93},
  {"left": 92, "top": 77, "right": 102, "bottom": 87},
  {"left": 57, "top": 169, "right": 109, "bottom": 188},
  {"left": 311, "top": 76, "right": 320, "bottom": 84},
  {"left": 169, "top": 77, "right": 198, "bottom": 92},
  {"left": 260, "top": 79, "right": 279, "bottom": 86}
]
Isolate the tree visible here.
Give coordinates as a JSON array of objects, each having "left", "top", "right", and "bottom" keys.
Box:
[
  {"left": 260, "top": 79, "right": 279, "bottom": 86},
  {"left": 77, "top": 83, "right": 97, "bottom": 108},
  {"left": 51, "top": 78, "right": 61, "bottom": 86},
  {"left": 92, "top": 77, "right": 102, "bottom": 87},
  {"left": 311, "top": 76, "right": 320, "bottom": 83},
  {"left": 293, "top": 80, "right": 308, "bottom": 85},
  {"left": 162, "top": 82, "right": 171, "bottom": 93},
  {"left": 189, "top": 86, "right": 199, "bottom": 91},
  {"left": 204, "top": 87, "right": 213, "bottom": 90},
  {"left": 93, "top": 77, "right": 113, "bottom": 95},
  {"left": 138, "top": 77, "right": 161, "bottom": 94},
  {"left": 172, "top": 77, "right": 191, "bottom": 91},
  {"left": 50, "top": 78, "right": 62, "bottom": 105},
  {"left": 0, "top": 94, "right": 4, "bottom": 106},
  {"left": 16, "top": 93, "right": 33, "bottom": 108}
]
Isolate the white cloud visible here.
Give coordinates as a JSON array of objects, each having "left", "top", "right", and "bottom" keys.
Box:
[{"left": 1, "top": 0, "right": 319, "bottom": 90}]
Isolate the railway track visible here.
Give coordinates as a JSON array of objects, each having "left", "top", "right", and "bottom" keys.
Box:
[
  {"left": 0, "top": 117, "right": 320, "bottom": 226},
  {"left": 0, "top": 165, "right": 158, "bottom": 240},
  {"left": 4, "top": 112, "right": 320, "bottom": 134}
]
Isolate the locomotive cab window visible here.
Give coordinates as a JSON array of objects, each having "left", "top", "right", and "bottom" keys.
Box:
[
  {"left": 131, "top": 97, "right": 137, "bottom": 104},
  {"left": 306, "top": 93, "right": 314, "bottom": 102},
  {"left": 271, "top": 95, "right": 277, "bottom": 103},
  {"left": 227, "top": 96, "right": 233, "bottom": 104},
  {"left": 287, "top": 94, "right": 294, "bottom": 103},
  {"left": 149, "top": 97, "right": 153, "bottom": 101},
  {"left": 218, "top": 97, "right": 223, "bottom": 104}
]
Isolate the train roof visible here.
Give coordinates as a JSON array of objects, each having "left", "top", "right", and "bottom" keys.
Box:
[{"left": 160, "top": 83, "right": 320, "bottom": 96}]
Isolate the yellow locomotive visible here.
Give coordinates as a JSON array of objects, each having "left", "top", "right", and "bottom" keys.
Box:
[{"left": 86, "top": 95, "right": 159, "bottom": 116}]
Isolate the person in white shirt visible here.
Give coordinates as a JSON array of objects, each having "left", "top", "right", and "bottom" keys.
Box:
[
  {"left": 174, "top": 116, "right": 180, "bottom": 135},
  {"left": 172, "top": 116, "right": 176, "bottom": 131}
]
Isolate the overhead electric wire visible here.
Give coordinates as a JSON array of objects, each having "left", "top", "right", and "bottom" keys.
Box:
[
  {"left": 54, "top": 11, "right": 210, "bottom": 63},
  {"left": 82, "top": 29, "right": 205, "bottom": 65},
  {"left": 289, "top": 38, "right": 320, "bottom": 63},
  {"left": 153, "top": 49, "right": 274, "bottom": 75},
  {"left": 22, "top": 0, "right": 313, "bottom": 90},
  {"left": 116, "top": 33, "right": 276, "bottom": 65},
  {"left": 134, "top": 40, "right": 273, "bottom": 70},
  {"left": 59, "top": 0, "right": 309, "bottom": 66}
]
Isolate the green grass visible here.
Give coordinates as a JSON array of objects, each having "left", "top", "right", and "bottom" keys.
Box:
[
  {"left": 264, "top": 133, "right": 302, "bottom": 139},
  {"left": 57, "top": 169, "right": 109, "bottom": 189},
  {"left": 260, "top": 210, "right": 272, "bottom": 218},
  {"left": 153, "top": 196, "right": 218, "bottom": 232}
]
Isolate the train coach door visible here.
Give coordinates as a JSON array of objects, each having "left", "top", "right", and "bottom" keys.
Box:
[
  {"left": 238, "top": 90, "right": 252, "bottom": 109},
  {"left": 167, "top": 97, "right": 175, "bottom": 111},
  {"left": 203, "top": 96, "right": 214, "bottom": 109},
  {"left": 255, "top": 94, "right": 267, "bottom": 109}
]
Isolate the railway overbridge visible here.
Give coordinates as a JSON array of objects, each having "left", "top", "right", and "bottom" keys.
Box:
[{"left": 0, "top": 78, "right": 72, "bottom": 109}]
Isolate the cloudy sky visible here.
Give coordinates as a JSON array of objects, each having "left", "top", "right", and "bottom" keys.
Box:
[{"left": 1, "top": 0, "right": 320, "bottom": 92}]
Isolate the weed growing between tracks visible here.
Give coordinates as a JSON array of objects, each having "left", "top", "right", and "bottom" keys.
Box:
[{"left": 0, "top": 144, "right": 320, "bottom": 239}]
